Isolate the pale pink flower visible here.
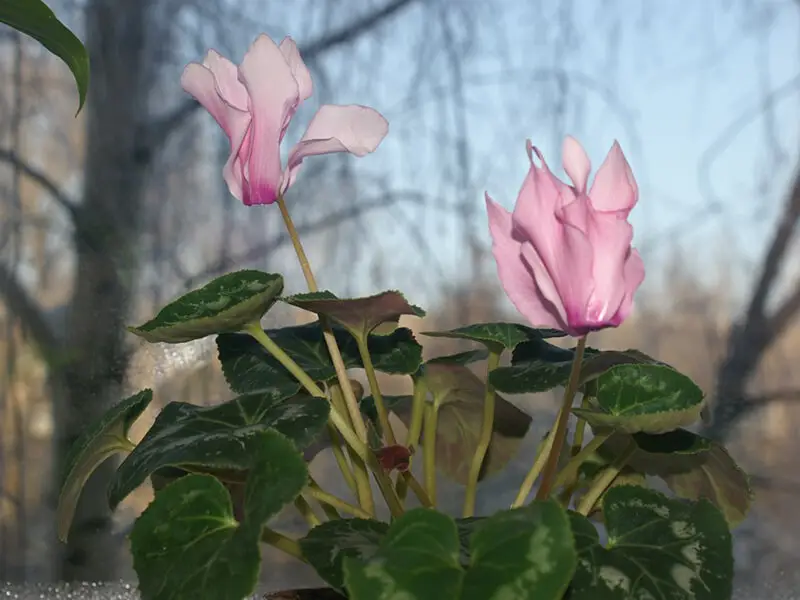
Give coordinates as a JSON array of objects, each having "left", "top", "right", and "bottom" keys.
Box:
[
  {"left": 181, "top": 34, "right": 388, "bottom": 205},
  {"left": 486, "top": 137, "right": 645, "bottom": 336}
]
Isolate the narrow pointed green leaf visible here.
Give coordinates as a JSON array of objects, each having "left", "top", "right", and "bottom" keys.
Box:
[
  {"left": 130, "top": 430, "right": 308, "bottom": 600},
  {"left": 107, "top": 386, "right": 327, "bottom": 509},
  {"left": 567, "top": 486, "right": 733, "bottom": 600},
  {"left": 1, "top": 0, "right": 89, "bottom": 112},
  {"left": 56, "top": 389, "right": 152, "bottom": 542},
  {"left": 283, "top": 290, "right": 424, "bottom": 338},
  {"left": 128, "top": 270, "right": 283, "bottom": 343}
]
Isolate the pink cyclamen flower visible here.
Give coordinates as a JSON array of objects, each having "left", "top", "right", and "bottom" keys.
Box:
[
  {"left": 486, "top": 137, "right": 645, "bottom": 337},
  {"left": 181, "top": 34, "right": 389, "bottom": 206}
]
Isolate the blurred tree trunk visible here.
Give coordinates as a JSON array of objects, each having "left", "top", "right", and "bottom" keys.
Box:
[
  {"left": 704, "top": 162, "right": 800, "bottom": 441},
  {"left": 55, "top": 0, "right": 154, "bottom": 580}
]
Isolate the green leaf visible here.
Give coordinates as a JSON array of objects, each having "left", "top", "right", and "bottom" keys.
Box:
[
  {"left": 344, "top": 509, "right": 463, "bottom": 600},
  {"left": 411, "top": 363, "right": 531, "bottom": 484},
  {"left": 283, "top": 290, "right": 424, "bottom": 338},
  {"left": 0, "top": 0, "right": 89, "bottom": 112},
  {"left": 601, "top": 429, "right": 752, "bottom": 526},
  {"left": 464, "top": 500, "right": 577, "bottom": 600},
  {"left": 300, "top": 518, "right": 389, "bottom": 592},
  {"left": 130, "top": 430, "right": 308, "bottom": 600},
  {"left": 341, "top": 503, "right": 576, "bottom": 600},
  {"left": 490, "top": 342, "right": 664, "bottom": 395},
  {"left": 56, "top": 389, "right": 152, "bottom": 542},
  {"left": 128, "top": 270, "right": 284, "bottom": 343},
  {"left": 427, "top": 349, "right": 489, "bottom": 366},
  {"left": 108, "top": 387, "right": 326, "bottom": 509},
  {"left": 572, "top": 365, "right": 707, "bottom": 434},
  {"left": 567, "top": 486, "right": 733, "bottom": 600},
  {"left": 217, "top": 323, "right": 423, "bottom": 393},
  {"left": 422, "top": 322, "right": 564, "bottom": 351}
]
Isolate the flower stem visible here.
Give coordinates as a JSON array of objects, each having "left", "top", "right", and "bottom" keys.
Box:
[
  {"left": 511, "top": 431, "right": 555, "bottom": 508},
  {"left": 276, "top": 195, "right": 369, "bottom": 443},
  {"left": 243, "top": 322, "right": 371, "bottom": 511},
  {"left": 552, "top": 431, "right": 611, "bottom": 498},
  {"left": 462, "top": 347, "right": 502, "bottom": 518},
  {"left": 329, "top": 384, "right": 375, "bottom": 516},
  {"left": 260, "top": 527, "right": 305, "bottom": 562},
  {"left": 325, "top": 422, "right": 357, "bottom": 495},
  {"left": 423, "top": 403, "right": 439, "bottom": 507},
  {"left": 400, "top": 470, "right": 434, "bottom": 507},
  {"left": 293, "top": 495, "right": 321, "bottom": 527},
  {"left": 576, "top": 440, "right": 636, "bottom": 516},
  {"left": 356, "top": 336, "right": 396, "bottom": 445},
  {"left": 306, "top": 483, "right": 370, "bottom": 519},
  {"left": 535, "top": 336, "right": 587, "bottom": 501}
]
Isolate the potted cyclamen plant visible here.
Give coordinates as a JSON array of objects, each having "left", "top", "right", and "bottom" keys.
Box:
[{"left": 56, "top": 33, "right": 750, "bottom": 600}]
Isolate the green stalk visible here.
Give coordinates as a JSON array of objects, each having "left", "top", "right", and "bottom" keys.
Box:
[
  {"left": 276, "top": 194, "right": 370, "bottom": 443},
  {"left": 576, "top": 440, "right": 637, "bottom": 516},
  {"left": 306, "top": 475, "right": 342, "bottom": 520},
  {"left": 423, "top": 403, "right": 439, "bottom": 507},
  {"left": 260, "top": 528, "right": 305, "bottom": 562},
  {"left": 306, "top": 484, "right": 370, "bottom": 519},
  {"left": 293, "top": 495, "right": 321, "bottom": 527},
  {"left": 462, "top": 347, "right": 502, "bottom": 518},
  {"left": 356, "top": 336, "right": 396, "bottom": 445},
  {"left": 511, "top": 430, "right": 556, "bottom": 508},
  {"left": 535, "top": 336, "right": 587, "bottom": 501},
  {"left": 330, "top": 384, "right": 375, "bottom": 516},
  {"left": 325, "top": 422, "right": 357, "bottom": 495},
  {"left": 552, "top": 432, "right": 611, "bottom": 499},
  {"left": 400, "top": 471, "right": 434, "bottom": 507},
  {"left": 244, "top": 323, "right": 373, "bottom": 513}
]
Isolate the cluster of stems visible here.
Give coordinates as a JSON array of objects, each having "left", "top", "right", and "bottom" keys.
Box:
[{"left": 249, "top": 196, "right": 629, "bottom": 560}]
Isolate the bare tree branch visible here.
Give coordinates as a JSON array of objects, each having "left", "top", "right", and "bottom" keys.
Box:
[
  {"left": 180, "top": 190, "right": 426, "bottom": 287},
  {"left": 140, "top": 0, "right": 420, "bottom": 158},
  {"left": 0, "top": 261, "right": 60, "bottom": 357},
  {"left": 0, "top": 148, "right": 80, "bottom": 219}
]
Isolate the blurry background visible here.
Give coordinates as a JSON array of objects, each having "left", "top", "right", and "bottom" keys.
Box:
[{"left": 0, "top": 0, "right": 798, "bottom": 594}]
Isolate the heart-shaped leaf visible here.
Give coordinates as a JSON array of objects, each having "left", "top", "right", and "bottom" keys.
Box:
[
  {"left": 428, "top": 349, "right": 490, "bottom": 366},
  {"left": 108, "top": 387, "right": 326, "bottom": 509},
  {"left": 422, "top": 322, "right": 565, "bottom": 351},
  {"left": 342, "top": 502, "right": 576, "bottom": 600},
  {"left": 217, "top": 323, "right": 423, "bottom": 393},
  {"left": 412, "top": 363, "right": 531, "bottom": 483},
  {"left": 463, "top": 500, "right": 577, "bottom": 599},
  {"left": 344, "top": 509, "right": 463, "bottom": 600},
  {"left": 128, "top": 270, "right": 284, "bottom": 343},
  {"left": 57, "top": 389, "right": 152, "bottom": 542},
  {"left": 567, "top": 486, "right": 733, "bottom": 600},
  {"left": 300, "top": 518, "right": 389, "bottom": 592},
  {"left": 283, "top": 290, "right": 424, "bottom": 338},
  {"left": 490, "top": 343, "right": 664, "bottom": 395},
  {"left": 130, "top": 429, "right": 308, "bottom": 600},
  {"left": 572, "top": 365, "right": 706, "bottom": 434},
  {"left": 601, "top": 429, "right": 752, "bottom": 526},
  {"left": 1, "top": 0, "right": 90, "bottom": 111}
]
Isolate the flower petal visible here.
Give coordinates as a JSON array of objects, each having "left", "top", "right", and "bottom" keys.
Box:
[
  {"left": 486, "top": 194, "right": 567, "bottom": 331},
  {"left": 281, "top": 104, "right": 388, "bottom": 194},
  {"left": 588, "top": 141, "right": 638, "bottom": 213},
  {"left": 610, "top": 248, "right": 645, "bottom": 326},
  {"left": 238, "top": 34, "right": 300, "bottom": 205},
  {"left": 562, "top": 136, "right": 591, "bottom": 193},
  {"left": 279, "top": 37, "right": 313, "bottom": 103},
  {"left": 202, "top": 50, "right": 249, "bottom": 111}
]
